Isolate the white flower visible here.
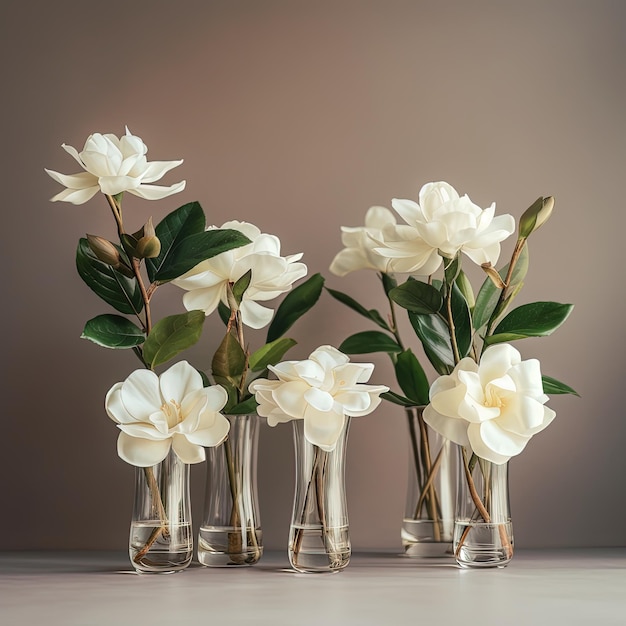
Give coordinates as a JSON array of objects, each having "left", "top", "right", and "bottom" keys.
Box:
[
  {"left": 373, "top": 181, "right": 515, "bottom": 274},
  {"left": 249, "top": 345, "right": 389, "bottom": 451},
  {"left": 45, "top": 127, "right": 185, "bottom": 204},
  {"left": 105, "top": 361, "right": 230, "bottom": 467},
  {"left": 172, "top": 221, "right": 307, "bottom": 329},
  {"left": 423, "top": 344, "right": 555, "bottom": 464},
  {"left": 329, "top": 206, "right": 397, "bottom": 276}
]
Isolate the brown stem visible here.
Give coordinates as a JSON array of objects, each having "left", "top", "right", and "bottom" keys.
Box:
[
  {"left": 133, "top": 467, "right": 169, "bottom": 564},
  {"left": 455, "top": 450, "right": 513, "bottom": 559},
  {"left": 416, "top": 409, "right": 441, "bottom": 541},
  {"left": 414, "top": 446, "right": 444, "bottom": 519}
]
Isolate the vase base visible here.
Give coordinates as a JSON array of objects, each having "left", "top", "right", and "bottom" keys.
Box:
[
  {"left": 453, "top": 521, "right": 513, "bottom": 568},
  {"left": 198, "top": 526, "right": 263, "bottom": 566},
  {"left": 129, "top": 520, "right": 192, "bottom": 573},
  {"left": 288, "top": 524, "right": 350, "bottom": 573},
  {"left": 401, "top": 519, "right": 454, "bottom": 557}
]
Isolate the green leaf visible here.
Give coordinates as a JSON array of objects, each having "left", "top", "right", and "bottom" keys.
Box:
[
  {"left": 338, "top": 331, "right": 402, "bottom": 355},
  {"left": 151, "top": 228, "right": 251, "bottom": 282},
  {"left": 456, "top": 270, "right": 475, "bottom": 311},
  {"left": 380, "top": 272, "right": 397, "bottom": 295},
  {"left": 249, "top": 337, "right": 297, "bottom": 372},
  {"left": 542, "top": 375, "right": 580, "bottom": 397},
  {"left": 444, "top": 254, "right": 461, "bottom": 285},
  {"left": 81, "top": 314, "right": 145, "bottom": 349},
  {"left": 395, "top": 349, "right": 430, "bottom": 405},
  {"left": 232, "top": 269, "right": 252, "bottom": 306},
  {"left": 485, "top": 301, "right": 574, "bottom": 346},
  {"left": 381, "top": 390, "right": 416, "bottom": 407},
  {"left": 146, "top": 202, "right": 206, "bottom": 282},
  {"left": 267, "top": 273, "right": 325, "bottom": 343},
  {"left": 389, "top": 280, "right": 443, "bottom": 314},
  {"left": 218, "top": 301, "right": 231, "bottom": 326},
  {"left": 325, "top": 287, "right": 390, "bottom": 330},
  {"left": 408, "top": 312, "right": 454, "bottom": 375},
  {"left": 142, "top": 310, "right": 205, "bottom": 368},
  {"left": 473, "top": 245, "right": 529, "bottom": 331},
  {"left": 450, "top": 283, "right": 472, "bottom": 358},
  {"left": 212, "top": 331, "right": 246, "bottom": 380},
  {"left": 76, "top": 238, "right": 144, "bottom": 315},
  {"left": 227, "top": 396, "right": 259, "bottom": 415}
]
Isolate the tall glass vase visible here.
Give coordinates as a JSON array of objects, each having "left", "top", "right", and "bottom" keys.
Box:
[
  {"left": 129, "top": 448, "right": 193, "bottom": 574},
  {"left": 198, "top": 414, "right": 263, "bottom": 566},
  {"left": 288, "top": 418, "right": 351, "bottom": 574},
  {"left": 402, "top": 406, "right": 456, "bottom": 557},
  {"left": 453, "top": 446, "right": 514, "bottom": 568}
]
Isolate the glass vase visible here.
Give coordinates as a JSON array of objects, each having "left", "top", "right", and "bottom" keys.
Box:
[
  {"left": 129, "top": 448, "right": 193, "bottom": 574},
  {"left": 198, "top": 414, "right": 263, "bottom": 566},
  {"left": 288, "top": 418, "right": 351, "bottom": 574},
  {"left": 453, "top": 446, "right": 514, "bottom": 568},
  {"left": 402, "top": 406, "right": 456, "bottom": 557}
]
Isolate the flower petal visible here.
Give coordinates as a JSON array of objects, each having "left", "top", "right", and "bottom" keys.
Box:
[
  {"left": 272, "top": 380, "right": 310, "bottom": 418},
  {"left": 423, "top": 405, "right": 470, "bottom": 447},
  {"left": 117, "top": 432, "right": 171, "bottom": 467},
  {"left": 304, "top": 387, "right": 334, "bottom": 412},
  {"left": 49, "top": 185, "right": 100, "bottom": 204},
  {"left": 171, "top": 434, "right": 205, "bottom": 464},
  {"left": 127, "top": 181, "right": 186, "bottom": 200},
  {"left": 139, "top": 159, "right": 184, "bottom": 183},
  {"left": 159, "top": 361, "right": 203, "bottom": 406},
  {"left": 120, "top": 369, "right": 162, "bottom": 421},
  {"left": 303, "top": 406, "right": 346, "bottom": 451},
  {"left": 185, "top": 411, "right": 230, "bottom": 448},
  {"left": 468, "top": 421, "right": 530, "bottom": 465},
  {"left": 239, "top": 299, "right": 274, "bottom": 329}
]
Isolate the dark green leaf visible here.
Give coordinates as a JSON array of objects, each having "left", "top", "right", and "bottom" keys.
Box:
[
  {"left": 218, "top": 301, "right": 231, "bottom": 326},
  {"left": 76, "top": 238, "right": 144, "bottom": 315},
  {"left": 456, "top": 270, "right": 475, "bottom": 310},
  {"left": 408, "top": 312, "right": 454, "bottom": 375},
  {"left": 542, "top": 375, "right": 580, "bottom": 397},
  {"left": 249, "top": 337, "right": 297, "bottom": 372},
  {"left": 227, "top": 396, "right": 259, "bottom": 415},
  {"left": 267, "top": 273, "right": 324, "bottom": 343},
  {"left": 146, "top": 202, "right": 206, "bottom": 282},
  {"left": 381, "top": 390, "right": 416, "bottom": 407},
  {"left": 389, "top": 280, "right": 443, "bottom": 314},
  {"left": 380, "top": 272, "right": 397, "bottom": 295},
  {"left": 338, "top": 331, "right": 402, "bottom": 355},
  {"left": 450, "top": 283, "right": 472, "bottom": 358},
  {"left": 473, "top": 245, "right": 529, "bottom": 331},
  {"left": 81, "top": 314, "right": 145, "bottom": 349},
  {"left": 444, "top": 254, "right": 461, "bottom": 285},
  {"left": 151, "top": 228, "right": 251, "bottom": 282},
  {"left": 142, "top": 310, "right": 205, "bottom": 368},
  {"left": 485, "top": 301, "right": 574, "bottom": 346},
  {"left": 325, "top": 287, "right": 390, "bottom": 331},
  {"left": 232, "top": 269, "right": 252, "bottom": 306},
  {"left": 212, "top": 331, "right": 246, "bottom": 380},
  {"left": 395, "top": 349, "right": 430, "bottom": 405}
]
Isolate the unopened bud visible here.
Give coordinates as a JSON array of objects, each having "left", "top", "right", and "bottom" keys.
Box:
[
  {"left": 87, "top": 234, "right": 121, "bottom": 266},
  {"left": 135, "top": 234, "right": 161, "bottom": 259},
  {"left": 519, "top": 196, "right": 555, "bottom": 239}
]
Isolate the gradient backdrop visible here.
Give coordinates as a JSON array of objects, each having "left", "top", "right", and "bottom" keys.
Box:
[{"left": 2, "top": 0, "right": 624, "bottom": 551}]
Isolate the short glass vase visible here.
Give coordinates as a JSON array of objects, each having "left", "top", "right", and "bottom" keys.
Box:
[
  {"left": 129, "top": 448, "right": 193, "bottom": 574},
  {"left": 198, "top": 414, "right": 263, "bottom": 566},
  {"left": 453, "top": 446, "right": 514, "bottom": 568},
  {"left": 288, "top": 418, "right": 351, "bottom": 574}
]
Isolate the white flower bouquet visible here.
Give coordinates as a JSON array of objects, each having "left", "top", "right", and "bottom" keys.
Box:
[{"left": 329, "top": 181, "right": 578, "bottom": 564}]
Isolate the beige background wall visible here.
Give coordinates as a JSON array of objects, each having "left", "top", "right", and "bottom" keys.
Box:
[{"left": 2, "top": 0, "right": 624, "bottom": 551}]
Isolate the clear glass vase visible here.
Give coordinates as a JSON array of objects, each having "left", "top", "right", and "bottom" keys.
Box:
[
  {"left": 453, "top": 446, "right": 514, "bottom": 568},
  {"left": 402, "top": 406, "right": 456, "bottom": 557},
  {"left": 198, "top": 414, "right": 263, "bottom": 566},
  {"left": 129, "top": 448, "right": 193, "bottom": 574},
  {"left": 288, "top": 418, "right": 351, "bottom": 574}
]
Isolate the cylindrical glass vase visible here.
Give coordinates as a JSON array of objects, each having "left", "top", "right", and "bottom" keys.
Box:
[
  {"left": 288, "top": 418, "right": 351, "bottom": 574},
  {"left": 198, "top": 414, "right": 263, "bottom": 566},
  {"left": 402, "top": 406, "right": 456, "bottom": 557},
  {"left": 129, "top": 448, "right": 192, "bottom": 574},
  {"left": 453, "top": 447, "right": 514, "bottom": 568}
]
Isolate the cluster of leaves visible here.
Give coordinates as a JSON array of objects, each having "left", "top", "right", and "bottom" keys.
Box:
[
  {"left": 210, "top": 273, "right": 325, "bottom": 415},
  {"left": 78, "top": 201, "right": 251, "bottom": 369},
  {"left": 329, "top": 197, "right": 578, "bottom": 408}
]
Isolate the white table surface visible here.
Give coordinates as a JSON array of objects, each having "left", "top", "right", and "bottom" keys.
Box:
[{"left": 1, "top": 549, "right": 625, "bottom": 625}]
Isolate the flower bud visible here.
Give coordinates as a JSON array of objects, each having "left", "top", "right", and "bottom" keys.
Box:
[
  {"left": 86, "top": 234, "right": 122, "bottom": 266},
  {"left": 126, "top": 218, "right": 161, "bottom": 259},
  {"left": 518, "top": 197, "right": 554, "bottom": 238}
]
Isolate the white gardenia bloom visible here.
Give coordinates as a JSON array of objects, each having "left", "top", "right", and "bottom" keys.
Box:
[
  {"left": 373, "top": 181, "right": 515, "bottom": 274},
  {"left": 249, "top": 345, "right": 389, "bottom": 451},
  {"left": 329, "top": 206, "right": 397, "bottom": 276},
  {"left": 105, "top": 361, "right": 230, "bottom": 467},
  {"left": 172, "top": 221, "right": 308, "bottom": 329},
  {"left": 423, "top": 344, "right": 556, "bottom": 464},
  {"left": 45, "top": 127, "right": 185, "bottom": 204}
]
